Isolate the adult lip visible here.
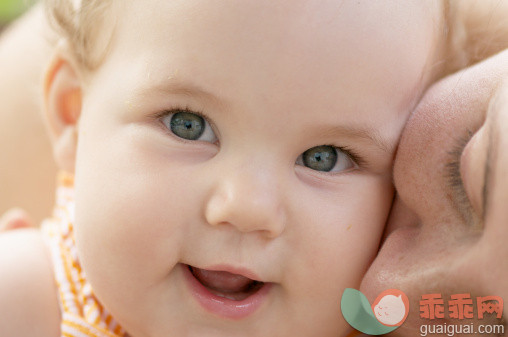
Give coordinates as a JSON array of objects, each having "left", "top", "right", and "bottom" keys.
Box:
[{"left": 181, "top": 263, "right": 272, "bottom": 320}]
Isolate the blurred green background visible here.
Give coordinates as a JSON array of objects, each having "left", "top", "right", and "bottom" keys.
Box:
[{"left": 0, "top": 0, "right": 35, "bottom": 29}]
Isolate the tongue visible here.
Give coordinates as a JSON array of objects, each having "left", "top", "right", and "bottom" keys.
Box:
[{"left": 192, "top": 267, "right": 253, "bottom": 293}]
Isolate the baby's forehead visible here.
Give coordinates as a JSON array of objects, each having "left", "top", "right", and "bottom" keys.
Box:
[
  {"left": 115, "top": 1, "right": 442, "bottom": 59},
  {"left": 55, "top": 1, "right": 446, "bottom": 80},
  {"left": 110, "top": 2, "right": 440, "bottom": 91},
  {"left": 110, "top": 8, "right": 436, "bottom": 107}
]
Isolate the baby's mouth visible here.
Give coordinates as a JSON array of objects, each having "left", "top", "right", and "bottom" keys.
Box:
[{"left": 187, "top": 265, "right": 265, "bottom": 301}]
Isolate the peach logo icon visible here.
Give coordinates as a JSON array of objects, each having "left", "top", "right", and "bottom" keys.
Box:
[
  {"left": 341, "top": 288, "right": 410, "bottom": 335},
  {"left": 372, "top": 289, "right": 409, "bottom": 326}
]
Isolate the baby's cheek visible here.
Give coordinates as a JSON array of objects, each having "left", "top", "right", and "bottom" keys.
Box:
[
  {"left": 343, "top": 175, "right": 393, "bottom": 242},
  {"left": 304, "top": 175, "right": 392, "bottom": 285}
]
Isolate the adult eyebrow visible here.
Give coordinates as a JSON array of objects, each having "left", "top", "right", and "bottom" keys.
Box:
[{"left": 482, "top": 96, "right": 501, "bottom": 222}]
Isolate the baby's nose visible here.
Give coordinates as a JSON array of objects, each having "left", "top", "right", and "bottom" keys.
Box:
[{"left": 204, "top": 163, "right": 286, "bottom": 239}]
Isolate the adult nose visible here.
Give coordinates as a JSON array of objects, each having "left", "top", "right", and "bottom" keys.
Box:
[{"left": 204, "top": 157, "right": 287, "bottom": 239}]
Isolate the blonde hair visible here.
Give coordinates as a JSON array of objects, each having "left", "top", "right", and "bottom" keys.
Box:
[
  {"left": 45, "top": 0, "right": 115, "bottom": 70},
  {"left": 45, "top": 0, "right": 508, "bottom": 77}
]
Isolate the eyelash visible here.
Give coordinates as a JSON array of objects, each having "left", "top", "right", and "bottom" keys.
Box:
[
  {"left": 154, "top": 105, "right": 208, "bottom": 123},
  {"left": 153, "top": 106, "right": 367, "bottom": 170},
  {"left": 322, "top": 145, "right": 365, "bottom": 173},
  {"left": 338, "top": 146, "right": 365, "bottom": 169},
  {"left": 445, "top": 130, "right": 474, "bottom": 214},
  {"left": 153, "top": 105, "right": 219, "bottom": 140}
]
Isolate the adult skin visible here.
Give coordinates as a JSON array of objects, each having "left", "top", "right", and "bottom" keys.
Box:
[{"left": 360, "top": 49, "right": 508, "bottom": 336}]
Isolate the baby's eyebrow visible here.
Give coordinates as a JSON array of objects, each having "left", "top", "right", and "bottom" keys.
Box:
[
  {"left": 140, "top": 79, "right": 394, "bottom": 154},
  {"left": 317, "top": 124, "right": 394, "bottom": 154},
  {"left": 140, "top": 79, "right": 226, "bottom": 108}
]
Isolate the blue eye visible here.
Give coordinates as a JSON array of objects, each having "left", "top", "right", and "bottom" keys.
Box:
[
  {"left": 161, "top": 110, "right": 217, "bottom": 143},
  {"left": 296, "top": 145, "right": 355, "bottom": 172}
]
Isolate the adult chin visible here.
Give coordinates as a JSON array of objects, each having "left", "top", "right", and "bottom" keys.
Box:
[{"left": 359, "top": 197, "right": 485, "bottom": 335}]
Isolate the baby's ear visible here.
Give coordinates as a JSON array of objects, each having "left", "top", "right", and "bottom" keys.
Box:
[{"left": 43, "top": 47, "right": 82, "bottom": 173}]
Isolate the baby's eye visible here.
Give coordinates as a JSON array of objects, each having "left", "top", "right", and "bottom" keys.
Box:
[
  {"left": 161, "top": 110, "right": 217, "bottom": 143},
  {"left": 296, "top": 145, "right": 355, "bottom": 172}
]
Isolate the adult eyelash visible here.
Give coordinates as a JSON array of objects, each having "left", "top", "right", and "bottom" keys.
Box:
[{"left": 445, "top": 130, "right": 474, "bottom": 216}]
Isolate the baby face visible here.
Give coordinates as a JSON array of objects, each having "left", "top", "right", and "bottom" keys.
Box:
[{"left": 69, "top": 0, "right": 441, "bottom": 336}]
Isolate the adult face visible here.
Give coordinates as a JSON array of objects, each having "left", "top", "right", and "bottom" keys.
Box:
[{"left": 361, "top": 50, "right": 508, "bottom": 336}]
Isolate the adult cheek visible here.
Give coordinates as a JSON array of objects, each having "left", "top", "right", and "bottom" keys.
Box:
[
  {"left": 360, "top": 53, "right": 508, "bottom": 334},
  {"left": 359, "top": 56, "right": 496, "bottom": 305}
]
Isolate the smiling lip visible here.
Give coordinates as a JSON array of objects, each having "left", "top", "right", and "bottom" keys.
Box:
[{"left": 181, "top": 263, "right": 272, "bottom": 320}]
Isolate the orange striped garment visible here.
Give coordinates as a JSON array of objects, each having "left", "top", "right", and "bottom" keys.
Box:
[{"left": 41, "top": 173, "right": 126, "bottom": 337}]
